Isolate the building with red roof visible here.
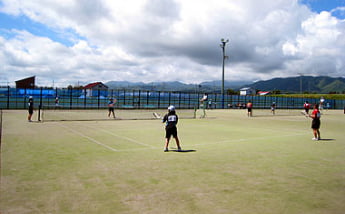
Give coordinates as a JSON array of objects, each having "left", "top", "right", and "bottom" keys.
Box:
[
  {"left": 83, "top": 82, "right": 108, "bottom": 97},
  {"left": 15, "top": 76, "right": 35, "bottom": 88}
]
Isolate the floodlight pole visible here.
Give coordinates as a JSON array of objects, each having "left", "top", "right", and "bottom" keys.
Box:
[{"left": 220, "top": 38, "right": 229, "bottom": 109}]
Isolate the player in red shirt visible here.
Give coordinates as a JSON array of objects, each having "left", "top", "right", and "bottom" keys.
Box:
[
  {"left": 309, "top": 104, "right": 321, "bottom": 141},
  {"left": 303, "top": 101, "right": 310, "bottom": 115},
  {"left": 247, "top": 101, "right": 253, "bottom": 117}
]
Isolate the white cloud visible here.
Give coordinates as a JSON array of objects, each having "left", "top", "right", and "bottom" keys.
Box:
[
  {"left": 0, "top": 0, "right": 344, "bottom": 87},
  {"left": 281, "top": 11, "right": 344, "bottom": 77}
]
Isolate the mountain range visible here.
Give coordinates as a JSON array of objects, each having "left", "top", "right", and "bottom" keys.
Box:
[
  {"left": 105, "top": 80, "right": 247, "bottom": 93},
  {"left": 106, "top": 76, "right": 345, "bottom": 94},
  {"left": 245, "top": 76, "right": 345, "bottom": 93}
]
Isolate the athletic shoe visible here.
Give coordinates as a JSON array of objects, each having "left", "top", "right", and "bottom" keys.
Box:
[
  {"left": 164, "top": 148, "right": 169, "bottom": 152},
  {"left": 312, "top": 138, "right": 318, "bottom": 141}
]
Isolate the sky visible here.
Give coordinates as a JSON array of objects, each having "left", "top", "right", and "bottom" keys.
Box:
[{"left": 0, "top": 0, "right": 344, "bottom": 87}]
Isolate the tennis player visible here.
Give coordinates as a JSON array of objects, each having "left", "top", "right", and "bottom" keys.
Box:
[
  {"left": 200, "top": 93, "right": 208, "bottom": 118},
  {"left": 108, "top": 98, "right": 116, "bottom": 118},
  {"left": 55, "top": 96, "right": 59, "bottom": 106},
  {"left": 54, "top": 96, "right": 59, "bottom": 109},
  {"left": 28, "top": 96, "right": 34, "bottom": 122},
  {"left": 304, "top": 101, "right": 310, "bottom": 115},
  {"left": 162, "top": 105, "right": 181, "bottom": 152},
  {"left": 247, "top": 100, "right": 253, "bottom": 117},
  {"left": 271, "top": 102, "right": 276, "bottom": 115},
  {"left": 309, "top": 104, "right": 321, "bottom": 141},
  {"left": 319, "top": 97, "right": 325, "bottom": 112}
]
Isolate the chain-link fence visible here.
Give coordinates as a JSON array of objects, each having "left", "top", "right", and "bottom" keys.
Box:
[{"left": 1, "top": 86, "right": 344, "bottom": 110}]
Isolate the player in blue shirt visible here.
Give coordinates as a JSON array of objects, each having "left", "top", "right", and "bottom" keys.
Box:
[{"left": 108, "top": 98, "right": 116, "bottom": 118}]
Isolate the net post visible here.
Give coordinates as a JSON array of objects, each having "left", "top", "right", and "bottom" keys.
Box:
[
  {"left": 38, "top": 104, "right": 41, "bottom": 122},
  {"left": 39, "top": 87, "right": 43, "bottom": 117}
]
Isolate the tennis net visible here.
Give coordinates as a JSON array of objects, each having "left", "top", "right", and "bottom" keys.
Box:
[
  {"left": 39, "top": 105, "right": 196, "bottom": 122},
  {"left": 248, "top": 108, "right": 307, "bottom": 117}
]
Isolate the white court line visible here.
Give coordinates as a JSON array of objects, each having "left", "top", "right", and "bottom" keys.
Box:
[
  {"left": 78, "top": 123, "right": 155, "bottom": 148},
  {"left": 98, "top": 129, "right": 155, "bottom": 148},
  {"left": 106, "top": 132, "right": 308, "bottom": 152},
  {"left": 58, "top": 123, "right": 118, "bottom": 152},
  {"left": 191, "top": 132, "right": 307, "bottom": 147},
  {"left": 56, "top": 123, "right": 308, "bottom": 153}
]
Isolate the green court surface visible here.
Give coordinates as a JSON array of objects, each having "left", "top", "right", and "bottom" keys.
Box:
[{"left": 1, "top": 109, "right": 344, "bottom": 214}]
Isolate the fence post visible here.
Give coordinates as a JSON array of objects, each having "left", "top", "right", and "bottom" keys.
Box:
[
  {"left": 146, "top": 91, "right": 149, "bottom": 107},
  {"left": 138, "top": 90, "right": 141, "bottom": 109},
  {"left": 123, "top": 89, "right": 126, "bottom": 105},
  {"left": 188, "top": 93, "right": 191, "bottom": 109},
  {"left": 158, "top": 91, "right": 161, "bottom": 109},
  {"left": 23, "top": 88, "right": 27, "bottom": 109},
  {"left": 168, "top": 92, "right": 171, "bottom": 106},
  {"left": 7, "top": 86, "right": 10, "bottom": 109},
  {"left": 69, "top": 88, "right": 72, "bottom": 109},
  {"left": 97, "top": 89, "right": 100, "bottom": 109},
  {"left": 39, "top": 87, "right": 43, "bottom": 108},
  {"left": 83, "top": 89, "right": 86, "bottom": 108},
  {"left": 132, "top": 90, "right": 135, "bottom": 108}
]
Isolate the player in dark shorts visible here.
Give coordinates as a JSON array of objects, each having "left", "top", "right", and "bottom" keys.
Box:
[
  {"left": 28, "top": 96, "right": 34, "bottom": 122},
  {"left": 246, "top": 101, "right": 253, "bottom": 117},
  {"left": 108, "top": 98, "right": 116, "bottom": 118},
  {"left": 162, "top": 105, "right": 181, "bottom": 152},
  {"left": 309, "top": 104, "right": 321, "bottom": 141}
]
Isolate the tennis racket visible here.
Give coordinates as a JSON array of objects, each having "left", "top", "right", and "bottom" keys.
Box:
[
  {"left": 300, "top": 111, "right": 309, "bottom": 118},
  {"left": 153, "top": 112, "right": 161, "bottom": 119}
]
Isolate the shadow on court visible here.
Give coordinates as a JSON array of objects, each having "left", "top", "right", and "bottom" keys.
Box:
[
  {"left": 318, "top": 139, "right": 336, "bottom": 141},
  {"left": 170, "top": 149, "right": 197, "bottom": 153}
]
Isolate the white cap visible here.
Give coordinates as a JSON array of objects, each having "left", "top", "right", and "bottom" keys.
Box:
[{"left": 168, "top": 105, "right": 175, "bottom": 111}]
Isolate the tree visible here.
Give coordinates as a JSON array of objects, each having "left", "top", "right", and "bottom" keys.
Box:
[{"left": 227, "top": 89, "right": 239, "bottom": 95}]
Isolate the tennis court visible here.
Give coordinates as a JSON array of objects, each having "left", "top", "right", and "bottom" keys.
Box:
[{"left": 1, "top": 109, "right": 344, "bottom": 214}]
